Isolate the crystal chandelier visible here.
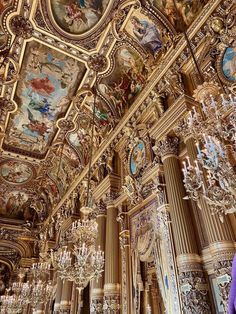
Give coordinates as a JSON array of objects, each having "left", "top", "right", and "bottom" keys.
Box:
[
  {"left": 30, "top": 279, "right": 53, "bottom": 310},
  {"left": 12, "top": 281, "right": 31, "bottom": 302},
  {"left": 71, "top": 218, "right": 98, "bottom": 245},
  {"left": 182, "top": 82, "right": 236, "bottom": 221},
  {"left": 0, "top": 262, "right": 54, "bottom": 314},
  {"left": 31, "top": 261, "right": 51, "bottom": 279},
  {"left": 51, "top": 232, "right": 105, "bottom": 291},
  {"left": 0, "top": 293, "right": 24, "bottom": 314},
  {"left": 51, "top": 88, "right": 105, "bottom": 292}
]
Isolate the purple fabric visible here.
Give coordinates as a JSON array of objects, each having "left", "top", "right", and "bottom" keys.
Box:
[{"left": 229, "top": 254, "right": 236, "bottom": 314}]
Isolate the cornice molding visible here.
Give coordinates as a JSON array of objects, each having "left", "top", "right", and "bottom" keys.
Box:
[
  {"left": 150, "top": 95, "right": 198, "bottom": 140},
  {"left": 93, "top": 173, "right": 121, "bottom": 202}
]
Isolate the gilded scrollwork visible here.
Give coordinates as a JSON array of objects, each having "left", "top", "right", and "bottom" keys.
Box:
[{"left": 122, "top": 174, "right": 143, "bottom": 205}]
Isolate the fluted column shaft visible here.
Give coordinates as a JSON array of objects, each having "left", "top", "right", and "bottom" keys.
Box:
[
  {"left": 70, "top": 283, "right": 77, "bottom": 314},
  {"left": 54, "top": 277, "right": 63, "bottom": 313},
  {"left": 157, "top": 136, "right": 212, "bottom": 314},
  {"left": 162, "top": 153, "right": 198, "bottom": 254},
  {"left": 60, "top": 280, "right": 73, "bottom": 313},
  {"left": 104, "top": 203, "right": 120, "bottom": 313},
  {"left": 90, "top": 208, "right": 106, "bottom": 313}
]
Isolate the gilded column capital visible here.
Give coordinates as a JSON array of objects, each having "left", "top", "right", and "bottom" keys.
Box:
[
  {"left": 153, "top": 136, "right": 179, "bottom": 161},
  {"left": 174, "top": 119, "right": 193, "bottom": 142},
  {"left": 95, "top": 199, "right": 107, "bottom": 216}
]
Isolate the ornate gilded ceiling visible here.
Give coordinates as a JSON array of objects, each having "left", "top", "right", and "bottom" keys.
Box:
[{"left": 0, "top": 0, "right": 208, "bottom": 229}]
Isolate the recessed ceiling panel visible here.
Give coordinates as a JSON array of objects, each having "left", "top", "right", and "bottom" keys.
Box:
[
  {"left": 3, "top": 40, "right": 86, "bottom": 158},
  {"left": 45, "top": 0, "right": 113, "bottom": 38}
]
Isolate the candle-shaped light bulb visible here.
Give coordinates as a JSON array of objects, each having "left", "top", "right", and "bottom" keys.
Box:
[
  {"left": 186, "top": 156, "right": 190, "bottom": 168},
  {"left": 194, "top": 160, "right": 200, "bottom": 175}
]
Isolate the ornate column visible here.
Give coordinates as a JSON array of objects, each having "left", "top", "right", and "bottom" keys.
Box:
[
  {"left": 175, "top": 124, "right": 235, "bottom": 312},
  {"left": 70, "top": 283, "right": 77, "bottom": 314},
  {"left": 103, "top": 200, "right": 120, "bottom": 313},
  {"left": 60, "top": 280, "right": 73, "bottom": 313},
  {"left": 117, "top": 207, "right": 133, "bottom": 314},
  {"left": 90, "top": 201, "right": 107, "bottom": 313},
  {"left": 157, "top": 136, "right": 211, "bottom": 314},
  {"left": 54, "top": 277, "right": 63, "bottom": 314}
]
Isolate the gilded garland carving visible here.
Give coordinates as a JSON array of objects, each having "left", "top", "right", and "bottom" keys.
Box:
[
  {"left": 103, "top": 295, "right": 120, "bottom": 313},
  {"left": 179, "top": 269, "right": 211, "bottom": 314},
  {"left": 213, "top": 251, "right": 234, "bottom": 313}
]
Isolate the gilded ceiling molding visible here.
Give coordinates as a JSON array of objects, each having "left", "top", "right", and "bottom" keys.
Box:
[{"left": 0, "top": 0, "right": 225, "bottom": 228}]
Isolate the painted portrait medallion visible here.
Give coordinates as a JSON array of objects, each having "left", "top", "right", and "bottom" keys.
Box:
[
  {"left": 222, "top": 47, "right": 236, "bottom": 82},
  {"left": 99, "top": 46, "right": 148, "bottom": 117},
  {"left": 49, "top": 0, "right": 111, "bottom": 35},
  {"left": 129, "top": 140, "right": 146, "bottom": 176},
  {"left": 0, "top": 190, "right": 36, "bottom": 220},
  {"left": 0, "top": 160, "right": 33, "bottom": 184},
  {"left": 125, "top": 11, "right": 162, "bottom": 55}
]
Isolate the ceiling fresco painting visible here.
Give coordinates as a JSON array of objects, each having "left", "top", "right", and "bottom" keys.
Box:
[
  {"left": 3, "top": 40, "right": 86, "bottom": 157},
  {"left": 38, "top": 174, "right": 60, "bottom": 208},
  {"left": 48, "top": 153, "right": 79, "bottom": 195},
  {"left": 124, "top": 10, "right": 163, "bottom": 55},
  {"left": 149, "top": 0, "right": 208, "bottom": 30},
  {"left": 67, "top": 114, "right": 93, "bottom": 165},
  {"left": 49, "top": 0, "right": 111, "bottom": 34},
  {"left": 0, "top": 190, "right": 36, "bottom": 221},
  {"left": 0, "top": 160, "right": 34, "bottom": 184},
  {"left": 98, "top": 46, "right": 148, "bottom": 117}
]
